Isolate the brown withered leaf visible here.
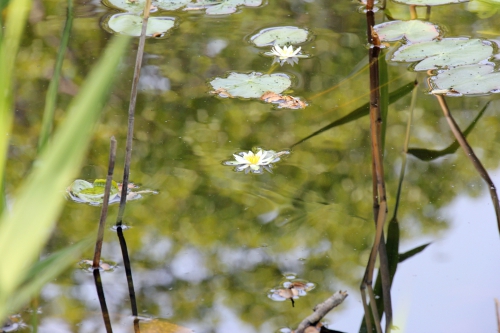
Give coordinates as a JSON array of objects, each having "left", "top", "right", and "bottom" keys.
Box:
[
  {"left": 210, "top": 87, "right": 233, "bottom": 98},
  {"left": 260, "top": 91, "right": 307, "bottom": 109}
]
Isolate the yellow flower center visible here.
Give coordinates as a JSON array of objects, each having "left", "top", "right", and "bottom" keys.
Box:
[{"left": 245, "top": 155, "right": 260, "bottom": 164}]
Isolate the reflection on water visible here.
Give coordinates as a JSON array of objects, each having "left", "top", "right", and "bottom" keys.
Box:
[{"left": 6, "top": 0, "right": 500, "bottom": 332}]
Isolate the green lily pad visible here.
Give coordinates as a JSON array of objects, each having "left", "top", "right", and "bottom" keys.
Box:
[
  {"left": 102, "top": 0, "right": 192, "bottom": 13},
  {"left": 391, "top": 38, "right": 493, "bottom": 71},
  {"left": 430, "top": 64, "right": 500, "bottom": 96},
  {"left": 66, "top": 179, "right": 157, "bottom": 205},
  {"left": 210, "top": 72, "right": 292, "bottom": 99},
  {"left": 374, "top": 20, "right": 440, "bottom": 43},
  {"left": 392, "top": 0, "right": 469, "bottom": 6},
  {"left": 67, "top": 179, "right": 120, "bottom": 205},
  {"left": 250, "top": 26, "right": 310, "bottom": 47},
  {"left": 106, "top": 13, "right": 175, "bottom": 37},
  {"left": 185, "top": 0, "right": 262, "bottom": 15}
]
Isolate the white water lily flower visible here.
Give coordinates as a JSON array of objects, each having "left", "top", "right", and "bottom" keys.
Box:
[
  {"left": 264, "top": 45, "right": 308, "bottom": 66},
  {"left": 224, "top": 149, "right": 289, "bottom": 174}
]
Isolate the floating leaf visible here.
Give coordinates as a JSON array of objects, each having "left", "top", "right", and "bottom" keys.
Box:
[
  {"left": 391, "top": 38, "right": 493, "bottom": 71},
  {"left": 140, "top": 319, "right": 193, "bottom": 333},
  {"left": 374, "top": 20, "right": 440, "bottom": 43},
  {"left": 66, "top": 179, "right": 157, "bottom": 205},
  {"left": 392, "top": 0, "right": 469, "bottom": 5},
  {"left": 209, "top": 72, "right": 291, "bottom": 99},
  {"left": 184, "top": 0, "right": 262, "bottom": 15},
  {"left": 430, "top": 63, "right": 500, "bottom": 96},
  {"left": 260, "top": 91, "right": 307, "bottom": 109},
  {"left": 106, "top": 13, "right": 175, "bottom": 37},
  {"left": 250, "top": 26, "right": 310, "bottom": 47},
  {"left": 103, "top": 0, "right": 192, "bottom": 13}
]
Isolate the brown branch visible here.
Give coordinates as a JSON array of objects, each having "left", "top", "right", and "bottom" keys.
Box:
[
  {"left": 93, "top": 136, "right": 117, "bottom": 268},
  {"left": 495, "top": 298, "right": 500, "bottom": 333},
  {"left": 294, "top": 291, "right": 348, "bottom": 333},
  {"left": 116, "top": 0, "right": 152, "bottom": 226},
  {"left": 435, "top": 95, "right": 500, "bottom": 234}
]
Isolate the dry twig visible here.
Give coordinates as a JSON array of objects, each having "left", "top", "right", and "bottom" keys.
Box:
[{"left": 294, "top": 291, "right": 348, "bottom": 333}]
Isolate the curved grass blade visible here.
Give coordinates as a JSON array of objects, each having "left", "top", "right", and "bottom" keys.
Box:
[
  {"left": 408, "top": 101, "right": 490, "bottom": 161},
  {"left": 38, "top": 0, "right": 74, "bottom": 153},
  {"left": 6, "top": 238, "right": 92, "bottom": 314},
  {"left": 0, "top": 0, "right": 32, "bottom": 215},
  {"left": 292, "top": 81, "right": 415, "bottom": 148},
  {"left": 0, "top": 36, "right": 130, "bottom": 319},
  {"left": 398, "top": 243, "right": 431, "bottom": 262}
]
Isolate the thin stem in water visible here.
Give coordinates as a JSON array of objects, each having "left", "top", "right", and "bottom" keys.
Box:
[
  {"left": 93, "top": 137, "right": 117, "bottom": 268},
  {"left": 435, "top": 94, "right": 500, "bottom": 234},
  {"left": 116, "top": 0, "right": 152, "bottom": 226}
]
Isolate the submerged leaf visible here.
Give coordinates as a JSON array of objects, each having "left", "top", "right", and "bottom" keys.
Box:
[
  {"left": 103, "top": 0, "right": 191, "bottom": 13},
  {"left": 250, "top": 26, "right": 310, "bottom": 47},
  {"left": 184, "top": 0, "right": 262, "bottom": 15},
  {"left": 374, "top": 20, "right": 440, "bottom": 43},
  {"left": 106, "top": 14, "right": 175, "bottom": 37},
  {"left": 210, "top": 72, "right": 291, "bottom": 99},
  {"left": 430, "top": 63, "right": 500, "bottom": 95},
  {"left": 392, "top": 0, "right": 469, "bottom": 5},
  {"left": 391, "top": 38, "right": 493, "bottom": 71}
]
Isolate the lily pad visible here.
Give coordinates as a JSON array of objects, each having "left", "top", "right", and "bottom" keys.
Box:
[
  {"left": 66, "top": 179, "right": 157, "bottom": 205},
  {"left": 391, "top": 38, "right": 493, "bottom": 71},
  {"left": 66, "top": 179, "right": 120, "bottom": 205},
  {"left": 106, "top": 13, "right": 175, "bottom": 37},
  {"left": 184, "top": 0, "right": 262, "bottom": 15},
  {"left": 392, "top": 0, "right": 469, "bottom": 6},
  {"left": 210, "top": 72, "right": 292, "bottom": 99},
  {"left": 250, "top": 26, "right": 310, "bottom": 47},
  {"left": 102, "top": 0, "right": 192, "bottom": 13},
  {"left": 430, "top": 64, "right": 500, "bottom": 96},
  {"left": 374, "top": 20, "right": 440, "bottom": 43}
]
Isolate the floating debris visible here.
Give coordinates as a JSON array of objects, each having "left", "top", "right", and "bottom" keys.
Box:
[
  {"left": 268, "top": 275, "right": 316, "bottom": 307},
  {"left": 260, "top": 91, "right": 307, "bottom": 109},
  {"left": 78, "top": 259, "right": 118, "bottom": 272}
]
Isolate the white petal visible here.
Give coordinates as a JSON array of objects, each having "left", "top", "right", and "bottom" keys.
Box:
[
  {"left": 234, "top": 154, "right": 248, "bottom": 164},
  {"left": 250, "top": 164, "right": 260, "bottom": 170},
  {"left": 236, "top": 165, "right": 249, "bottom": 171}
]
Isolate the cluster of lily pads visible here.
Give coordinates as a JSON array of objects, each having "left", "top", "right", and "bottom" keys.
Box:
[
  {"left": 374, "top": 16, "right": 500, "bottom": 96},
  {"left": 209, "top": 26, "right": 311, "bottom": 112},
  {"left": 102, "top": 0, "right": 263, "bottom": 36}
]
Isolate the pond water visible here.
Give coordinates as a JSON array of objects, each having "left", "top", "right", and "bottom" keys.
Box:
[{"left": 5, "top": 0, "right": 500, "bottom": 332}]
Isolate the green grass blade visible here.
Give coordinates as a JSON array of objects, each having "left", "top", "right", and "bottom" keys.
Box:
[
  {"left": 407, "top": 101, "right": 490, "bottom": 161},
  {"left": 292, "top": 81, "right": 415, "bottom": 147},
  {"left": 0, "top": 0, "right": 32, "bottom": 215},
  {"left": 38, "top": 0, "right": 74, "bottom": 153},
  {"left": 398, "top": 243, "right": 431, "bottom": 263},
  {"left": 6, "top": 238, "right": 92, "bottom": 315},
  {"left": 0, "top": 35, "right": 130, "bottom": 313}
]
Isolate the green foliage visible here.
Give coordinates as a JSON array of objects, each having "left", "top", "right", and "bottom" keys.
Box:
[{"left": 0, "top": 35, "right": 130, "bottom": 319}]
